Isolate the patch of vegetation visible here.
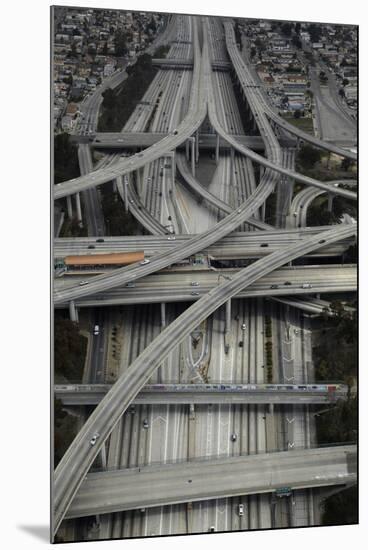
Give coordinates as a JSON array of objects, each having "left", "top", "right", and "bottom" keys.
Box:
[
  {"left": 100, "top": 181, "right": 138, "bottom": 236},
  {"left": 54, "top": 398, "right": 79, "bottom": 467},
  {"left": 295, "top": 154, "right": 357, "bottom": 182},
  {"left": 59, "top": 216, "right": 88, "bottom": 237},
  {"left": 314, "top": 300, "right": 357, "bottom": 385},
  {"left": 154, "top": 44, "right": 170, "bottom": 58},
  {"left": 264, "top": 316, "right": 273, "bottom": 381},
  {"left": 322, "top": 485, "right": 358, "bottom": 526},
  {"left": 234, "top": 19, "right": 242, "bottom": 48},
  {"left": 297, "top": 144, "right": 323, "bottom": 170},
  {"left": 54, "top": 318, "right": 87, "bottom": 382},
  {"left": 98, "top": 54, "right": 158, "bottom": 132},
  {"left": 333, "top": 193, "right": 357, "bottom": 221},
  {"left": 315, "top": 397, "right": 357, "bottom": 445},
  {"left": 281, "top": 115, "right": 314, "bottom": 135},
  {"left": 54, "top": 133, "right": 80, "bottom": 184},
  {"left": 306, "top": 199, "right": 336, "bottom": 227},
  {"left": 306, "top": 192, "right": 357, "bottom": 227}
]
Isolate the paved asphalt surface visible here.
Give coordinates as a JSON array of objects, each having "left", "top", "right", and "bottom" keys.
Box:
[
  {"left": 66, "top": 445, "right": 356, "bottom": 519},
  {"left": 54, "top": 264, "right": 356, "bottom": 307}
]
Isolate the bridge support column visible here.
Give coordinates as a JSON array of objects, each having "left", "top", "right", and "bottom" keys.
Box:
[
  {"left": 100, "top": 442, "right": 107, "bottom": 469},
  {"left": 195, "top": 130, "right": 199, "bottom": 163},
  {"left": 260, "top": 165, "right": 265, "bottom": 181},
  {"left": 225, "top": 299, "right": 231, "bottom": 334},
  {"left": 171, "top": 150, "right": 176, "bottom": 190},
  {"left": 122, "top": 175, "right": 128, "bottom": 212},
  {"left": 224, "top": 299, "right": 231, "bottom": 353},
  {"left": 261, "top": 200, "right": 266, "bottom": 221},
  {"left": 160, "top": 302, "right": 166, "bottom": 328},
  {"left": 75, "top": 193, "right": 83, "bottom": 226},
  {"left": 186, "top": 139, "right": 190, "bottom": 161},
  {"left": 92, "top": 515, "right": 101, "bottom": 532},
  {"left": 136, "top": 168, "right": 142, "bottom": 198},
  {"left": 190, "top": 137, "right": 195, "bottom": 177},
  {"left": 252, "top": 115, "right": 257, "bottom": 132},
  {"left": 215, "top": 134, "right": 220, "bottom": 163},
  {"left": 69, "top": 301, "right": 78, "bottom": 323},
  {"left": 269, "top": 403, "right": 274, "bottom": 415},
  {"left": 327, "top": 193, "right": 334, "bottom": 212},
  {"left": 66, "top": 195, "right": 73, "bottom": 219},
  {"left": 230, "top": 148, "right": 235, "bottom": 187}
]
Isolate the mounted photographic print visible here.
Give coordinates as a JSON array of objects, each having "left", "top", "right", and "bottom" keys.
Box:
[{"left": 51, "top": 4, "right": 358, "bottom": 543}]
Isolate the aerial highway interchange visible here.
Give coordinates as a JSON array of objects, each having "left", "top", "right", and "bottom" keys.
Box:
[{"left": 53, "top": 11, "right": 357, "bottom": 542}]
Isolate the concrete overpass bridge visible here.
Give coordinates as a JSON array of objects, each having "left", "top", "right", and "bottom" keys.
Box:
[
  {"left": 72, "top": 131, "right": 296, "bottom": 151},
  {"left": 55, "top": 383, "right": 349, "bottom": 406},
  {"left": 152, "top": 57, "right": 232, "bottom": 71},
  {"left": 65, "top": 445, "right": 357, "bottom": 519}
]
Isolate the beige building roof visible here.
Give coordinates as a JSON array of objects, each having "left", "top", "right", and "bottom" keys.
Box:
[{"left": 65, "top": 251, "right": 144, "bottom": 266}]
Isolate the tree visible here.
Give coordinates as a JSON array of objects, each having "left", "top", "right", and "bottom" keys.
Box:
[
  {"left": 340, "top": 157, "right": 353, "bottom": 171},
  {"left": 342, "top": 78, "right": 349, "bottom": 86},
  {"left": 115, "top": 29, "right": 128, "bottom": 56},
  {"left": 54, "top": 318, "right": 87, "bottom": 382},
  {"left": 298, "top": 144, "right": 322, "bottom": 169},
  {"left": 295, "top": 22, "right": 301, "bottom": 34},
  {"left": 308, "top": 23, "right": 322, "bottom": 42},
  {"left": 102, "top": 88, "right": 117, "bottom": 109},
  {"left": 234, "top": 20, "right": 242, "bottom": 46},
  {"left": 293, "top": 109, "right": 302, "bottom": 119},
  {"left": 254, "top": 37, "right": 266, "bottom": 52},
  {"left": 281, "top": 22, "right": 293, "bottom": 36},
  {"left": 54, "top": 133, "right": 80, "bottom": 184},
  {"left": 147, "top": 15, "right": 157, "bottom": 33},
  {"left": 62, "top": 75, "right": 73, "bottom": 86},
  {"left": 322, "top": 486, "right": 357, "bottom": 526},
  {"left": 292, "top": 35, "right": 302, "bottom": 49}
]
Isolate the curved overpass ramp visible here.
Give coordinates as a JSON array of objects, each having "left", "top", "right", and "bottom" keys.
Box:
[{"left": 53, "top": 223, "right": 356, "bottom": 533}]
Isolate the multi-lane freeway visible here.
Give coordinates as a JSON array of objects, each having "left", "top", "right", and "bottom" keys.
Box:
[
  {"left": 53, "top": 12, "right": 357, "bottom": 542},
  {"left": 53, "top": 223, "right": 356, "bottom": 533}
]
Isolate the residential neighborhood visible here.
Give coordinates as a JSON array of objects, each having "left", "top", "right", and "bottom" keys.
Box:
[
  {"left": 53, "top": 7, "right": 164, "bottom": 132},
  {"left": 239, "top": 19, "right": 357, "bottom": 125}
]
